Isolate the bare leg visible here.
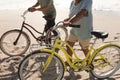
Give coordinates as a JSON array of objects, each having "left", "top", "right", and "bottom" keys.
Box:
[
  {"left": 82, "top": 48, "right": 89, "bottom": 57},
  {"left": 67, "top": 41, "right": 89, "bottom": 57},
  {"left": 66, "top": 41, "right": 75, "bottom": 56}
]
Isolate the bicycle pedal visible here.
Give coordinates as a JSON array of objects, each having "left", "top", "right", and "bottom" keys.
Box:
[{"left": 84, "top": 64, "right": 94, "bottom": 72}]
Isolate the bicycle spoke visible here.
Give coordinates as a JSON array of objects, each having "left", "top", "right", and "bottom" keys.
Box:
[{"left": 18, "top": 51, "right": 64, "bottom": 80}]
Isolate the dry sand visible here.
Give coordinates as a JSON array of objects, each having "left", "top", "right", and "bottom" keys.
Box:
[{"left": 0, "top": 8, "right": 120, "bottom": 80}]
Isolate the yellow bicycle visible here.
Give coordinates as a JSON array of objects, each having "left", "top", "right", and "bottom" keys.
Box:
[{"left": 18, "top": 22, "right": 120, "bottom": 80}]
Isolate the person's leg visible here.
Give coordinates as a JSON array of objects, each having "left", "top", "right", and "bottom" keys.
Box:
[
  {"left": 65, "top": 34, "right": 80, "bottom": 79},
  {"left": 44, "top": 18, "right": 56, "bottom": 44},
  {"left": 47, "top": 19, "right": 58, "bottom": 36},
  {"left": 66, "top": 34, "right": 77, "bottom": 56},
  {"left": 82, "top": 48, "right": 89, "bottom": 57},
  {"left": 78, "top": 39, "right": 90, "bottom": 57},
  {"left": 44, "top": 18, "right": 55, "bottom": 33},
  {"left": 67, "top": 34, "right": 90, "bottom": 57},
  {"left": 66, "top": 41, "right": 75, "bottom": 56}
]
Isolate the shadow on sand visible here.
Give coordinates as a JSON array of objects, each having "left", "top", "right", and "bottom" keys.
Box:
[
  {"left": 0, "top": 51, "right": 120, "bottom": 80},
  {"left": 0, "top": 55, "right": 23, "bottom": 80}
]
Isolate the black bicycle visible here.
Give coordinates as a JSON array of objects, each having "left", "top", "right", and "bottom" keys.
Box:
[{"left": 0, "top": 10, "right": 68, "bottom": 56}]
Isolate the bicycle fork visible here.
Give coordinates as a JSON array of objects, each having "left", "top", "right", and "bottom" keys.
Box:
[
  {"left": 41, "top": 53, "right": 54, "bottom": 73},
  {"left": 14, "top": 26, "right": 24, "bottom": 45}
]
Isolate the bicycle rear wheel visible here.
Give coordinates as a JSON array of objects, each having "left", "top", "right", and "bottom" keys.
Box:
[
  {"left": 45, "top": 27, "right": 68, "bottom": 46},
  {"left": 18, "top": 50, "right": 64, "bottom": 80},
  {"left": 91, "top": 44, "right": 120, "bottom": 79},
  {"left": 56, "top": 27, "right": 68, "bottom": 41},
  {"left": 0, "top": 29, "right": 30, "bottom": 56}
]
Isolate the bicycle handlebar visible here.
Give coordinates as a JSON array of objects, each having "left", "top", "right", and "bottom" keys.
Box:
[
  {"left": 45, "top": 21, "right": 80, "bottom": 41},
  {"left": 69, "top": 24, "right": 80, "bottom": 28},
  {"left": 54, "top": 21, "right": 80, "bottom": 29},
  {"left": 21, "top": 10, "right": 29, "bottom": 20}
]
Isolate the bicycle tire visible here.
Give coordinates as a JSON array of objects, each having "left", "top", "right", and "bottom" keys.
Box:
[
  {"left": 45, "top": 27, "right": 68, "bottom": 46},
  {"left": 56, "top": 27, "right": 68, "bottom": 41},
  {"left": 0, "top": 29, "right": 30, "bottom": 56},
  {"left": 91, "top": 44, "right": 120, "bottom": 79},
  {"left": 18, "top": 50, "right": 64, "bottom": 80}
]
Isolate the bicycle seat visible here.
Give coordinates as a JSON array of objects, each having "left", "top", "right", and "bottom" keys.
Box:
[{"left": 91, "top": 31, "right": 109, "bottom": 39}]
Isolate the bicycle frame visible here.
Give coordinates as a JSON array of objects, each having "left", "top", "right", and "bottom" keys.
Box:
[
  {"left": 14, "top": 16, "right": 45, "bottom": 45},
  {"left": 40, "top": 37, "right": 113, "bottom": 72}
]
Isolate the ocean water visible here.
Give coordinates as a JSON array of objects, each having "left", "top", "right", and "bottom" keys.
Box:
[{"left": 0, "top": 0, "right": 120, "bottom": 11}]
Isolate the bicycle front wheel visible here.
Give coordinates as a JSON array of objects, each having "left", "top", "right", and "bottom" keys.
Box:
[
  {"left": 0, "top": 29, "right": 30, "bottom": 56},
  {"left": 56, "top": 27, "right": 68, "bottom": 41},
  {"left": 18, "top": 50, "right": 64, "bottom": 80},
  {"left": 91, "top": 44, "right": 120, "bottom": 79}
]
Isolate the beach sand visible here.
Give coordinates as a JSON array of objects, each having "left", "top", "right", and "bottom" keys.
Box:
[{"left": 0, "top": 8, "right": 120, "bottom": 80}]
